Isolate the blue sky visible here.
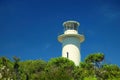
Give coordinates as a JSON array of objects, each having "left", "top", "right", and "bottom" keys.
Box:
[{"left": 0, "top": 0, "right": 120, "bottom": 65}]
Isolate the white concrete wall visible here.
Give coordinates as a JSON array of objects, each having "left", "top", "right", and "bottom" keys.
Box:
[{"left": 62, "top": 37, "right": 81, "bottom": 66}]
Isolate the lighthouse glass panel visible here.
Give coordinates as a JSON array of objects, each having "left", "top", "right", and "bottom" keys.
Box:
[
  {"left": 64, "top": 26, "right": 68, "bottom": 31},
  {"left": 64, "top": 24, "right": 78, "bottom": 31},
  {"left": 69, "top": 26, "right": 74, "bottom": 30},
  {"left": 65, "top": 26, "right": 75, "bottom": 30},
  {"left": 74, "top": 26, "right": 78, "bottom": 31}
]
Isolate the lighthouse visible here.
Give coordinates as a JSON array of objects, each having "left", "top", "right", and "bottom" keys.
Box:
[{"left": 58, "top": 20, "right": 85, "bottom": 66}]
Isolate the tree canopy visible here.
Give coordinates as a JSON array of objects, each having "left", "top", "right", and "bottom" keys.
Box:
[{"left": 0, "top": 53, "right": 120, "bottom": 80}]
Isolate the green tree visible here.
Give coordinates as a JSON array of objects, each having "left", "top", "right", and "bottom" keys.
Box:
[
  {"left": 0, "top": 57, "right": 13, "bottom": 79},
  {"left": 84, "top": 53, "right": 104, "bottom": 79},
  {"left": 85, "top": 53, "right": 104, "bottom": 68},
  {"left": 45, "top": 57, "right": 75, "bottom": 80},
  {"left": 100, "top": 64, "right": 120, "bottom": 79},
  {"left": 13, "top": 56, "right": 20, "bottom": 80},
  {"left": 19, "top": 59, "right": 47, "bottom": 80},
  {"left": 0, "top": 53, "right": 120, "bottom": 80}
]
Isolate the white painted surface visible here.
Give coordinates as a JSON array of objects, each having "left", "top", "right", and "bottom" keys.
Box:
[
  {"left": 62, "top": 37, "right": 80, "bottom": 66},
  {"left": 64, "top": 30, "right": 78, "bottom": 34}
]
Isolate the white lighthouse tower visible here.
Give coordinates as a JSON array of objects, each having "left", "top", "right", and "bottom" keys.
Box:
[{"left": 58, "top": 20, "right": 85, "bottom": 66}]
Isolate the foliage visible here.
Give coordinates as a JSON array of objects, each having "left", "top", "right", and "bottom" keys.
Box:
[
  {"left": 0, "top": 57, "right": 14, "bottom": 79},
  {"left": 85, "top": 53, "right": 104, "bottom": 63},
  {"left": 45, "top": 57, "right": 75, "bottom": 80},
  {"left": 19, "top": 59, "right": 47, "bottom": 79},
  {"left": 0, "top": 53, "right": 120, "bottom": 80}
]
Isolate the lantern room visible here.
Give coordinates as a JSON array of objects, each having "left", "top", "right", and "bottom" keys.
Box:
[{"left": 63, "top": 21, "right": 80, "bottom": 34}]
